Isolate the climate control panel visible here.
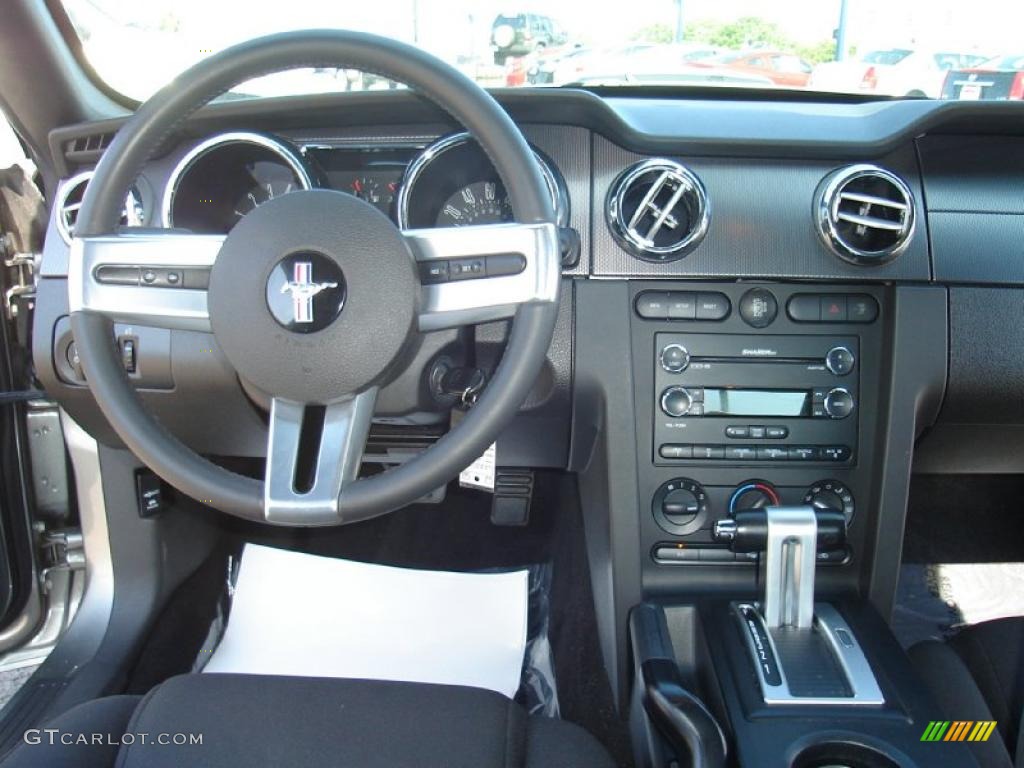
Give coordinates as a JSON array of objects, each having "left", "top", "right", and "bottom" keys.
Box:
[{"left": 651, "top": 477, "right": 855, "bottom": 566}]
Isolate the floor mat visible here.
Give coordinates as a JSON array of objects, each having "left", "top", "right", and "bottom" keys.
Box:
[{"left": 893, "top": 562, "right": 1024, "bottom": 648}]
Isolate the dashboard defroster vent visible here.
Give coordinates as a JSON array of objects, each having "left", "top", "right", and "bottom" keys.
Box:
[
  {"left": 816, "top": 164, "right": 914, "bottom": 266},
  {"left": 606, "top": 159, "right": 709, "bottom": 262}
]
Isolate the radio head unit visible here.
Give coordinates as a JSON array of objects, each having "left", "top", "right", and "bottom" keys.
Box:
[{"left": 653, "top": 333, "right": 858, "bottom": 465}]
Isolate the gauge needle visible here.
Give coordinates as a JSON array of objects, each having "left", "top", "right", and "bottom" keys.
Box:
[{"left": 248, "top": 192, "right": 258, "bottom": 207}]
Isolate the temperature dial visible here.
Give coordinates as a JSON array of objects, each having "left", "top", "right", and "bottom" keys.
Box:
[
  {"left": 653, "top": 478, "right": 708, "bottom": 535},
  {"left": 729, "top": 480, "right": 780, "bottom": 515},
  {"left": 804, "top": 479, "right": 855, "bottom": 525}
]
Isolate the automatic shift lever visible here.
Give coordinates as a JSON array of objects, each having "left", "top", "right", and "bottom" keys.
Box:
[{"left": 714, "top": 506, "right": 846, "bottom": 629}]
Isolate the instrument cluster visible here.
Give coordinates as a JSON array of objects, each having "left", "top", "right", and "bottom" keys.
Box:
[{"left": 163, "top": 131, "right": 568, "bottom": 235}]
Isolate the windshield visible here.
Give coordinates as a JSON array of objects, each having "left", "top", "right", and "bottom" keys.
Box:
[{"left": 60, "top": 0, "right": 1019, "bottom": 101}]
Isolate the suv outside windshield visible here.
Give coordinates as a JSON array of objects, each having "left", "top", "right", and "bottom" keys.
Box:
[{"left": 59, "top": 0, "right": 1021, "bottom": 102}]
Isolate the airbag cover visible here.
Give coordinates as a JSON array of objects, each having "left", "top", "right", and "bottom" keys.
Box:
[{"left": 207, "top": 190, "right": 418, "bottom": 403}]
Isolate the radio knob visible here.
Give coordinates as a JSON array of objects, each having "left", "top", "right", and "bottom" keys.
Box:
[
  {"left": 824, "top": 387, "right": 855, "bottom": 420},
  {"left": 659, "top": 344, "right": 690, "bottom": 373},
  {"left": 661, "top": 386, "right": 694, "bottom": 418},
  {"left": 826, "top": 346, "right": 856, "bottom": 376}
]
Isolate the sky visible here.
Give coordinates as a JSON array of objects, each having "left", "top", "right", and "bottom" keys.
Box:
[{"left": 63, "top": 0, "right": 1024, "bottom": 97}]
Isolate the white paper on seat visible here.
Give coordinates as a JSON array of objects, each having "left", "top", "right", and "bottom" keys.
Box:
[{"left": 202, "top": 544, "right": 528, "bottom": 698}]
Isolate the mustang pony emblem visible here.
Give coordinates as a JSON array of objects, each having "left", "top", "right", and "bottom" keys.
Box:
[{"left": 280, "top": 261, "right": 338, "bottom": 324}]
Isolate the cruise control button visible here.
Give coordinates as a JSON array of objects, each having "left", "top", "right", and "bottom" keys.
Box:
[
  {"left": 420, "top": 261, "right": 450, "bottom": 284},
  {"left": 486, "top": 253, "right": 526, "bottom": 277},
  {"left": 635, "top": 292, "right": 670, "bottom": 319},
  {"left": 787, "top": 294, "right": 820, "bottom": 322},
  {"left": 739, "top": 288, "right": 778, "bottom": 328},
  {"left": 450, "top": 258, "right": 486, "bottom": 280},
  {"left": 695, "top": 292, "right": 731, "bottom": 321},
  {"left": 847, "top": 294, "right": 878, "bottom": 323}
]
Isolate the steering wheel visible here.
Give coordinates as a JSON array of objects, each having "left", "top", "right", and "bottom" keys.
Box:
[{"left": 69, "top": 31, "right": 560, "bottom": 526}]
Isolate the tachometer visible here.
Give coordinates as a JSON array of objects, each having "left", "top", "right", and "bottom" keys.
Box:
[{"left": 164, "top": 132, "right": 313, "bottom": 234}]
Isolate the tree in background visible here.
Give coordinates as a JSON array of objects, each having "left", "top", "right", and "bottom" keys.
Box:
[{"left": 632, "top": 15, "right": 836, "bottom": 65}]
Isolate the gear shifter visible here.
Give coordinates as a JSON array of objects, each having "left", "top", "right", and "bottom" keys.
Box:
[
  {"left": 713, "top": 505, "right": 884, "bottom": 706},
  {"left": 714, "top": 506, "right": 846, "bottom": 628}
]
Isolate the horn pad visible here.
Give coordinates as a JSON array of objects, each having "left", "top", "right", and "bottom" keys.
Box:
[{"left": 207, "top": 190, "right": 419, "bottom": 403}]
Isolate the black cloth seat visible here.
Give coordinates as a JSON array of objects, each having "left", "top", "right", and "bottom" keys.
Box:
[
  {"left": 910, "top": 617, "right": 1024, "bottom": 768},
  {"left": 0, "top": 674, "right": 615, "bottom": 768}
]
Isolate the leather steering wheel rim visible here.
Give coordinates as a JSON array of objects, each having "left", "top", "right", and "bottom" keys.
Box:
[{"left": 70, "top": 30, "right": 559, "bottom": 525}]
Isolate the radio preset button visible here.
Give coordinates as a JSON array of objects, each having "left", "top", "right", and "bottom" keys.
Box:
[
  {"left": 661, "top": 386, "right": 694, "bottom": 417},
  {"left": 826, "top": 346, "right": 856, "bottom": 376},
  {"left": 821, "top": 445, "right": 852, "bottom": 462},
  {"left": 659, "top": 344, "right": 690, "bottom": 373},
  {"left": 659, "top": 444, "right": 693, "bottom": 459},
  {"left": 726, "top": 446, "right": 758, "bottom": 461},
  {"left": 789, "top": 446, "right": 817, "bottom": 461},
  {"left": 824, "top": 388, "right": 855, "bottom": 420},
  {"left": 692, "top": 445, "right": 724, "bottom": 460},
  {"left": 757, "top": 447, "right": 789, "bottom": 461}
]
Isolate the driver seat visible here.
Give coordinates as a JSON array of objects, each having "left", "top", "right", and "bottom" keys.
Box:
[{"left": 0, "top": 674, "right": 615, "bottom": 767}]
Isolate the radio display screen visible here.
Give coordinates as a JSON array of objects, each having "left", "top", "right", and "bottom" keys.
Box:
[{"left": 702, "top": 388, "right": 810, "bottom": 417}]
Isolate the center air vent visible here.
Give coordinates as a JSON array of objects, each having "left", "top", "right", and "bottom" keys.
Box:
[
  {"left": 56, "top": 171, "right": 143, "bottom": 244},
  {"left": 606, "top": 159, "right": 709, "bottom": 262},
  {"left": 815, "top": 164, "right": 914, "bottom": 266}
]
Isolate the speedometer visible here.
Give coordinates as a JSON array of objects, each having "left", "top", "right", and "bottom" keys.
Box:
[
  {"left": 438, "top": 181, "right": 513, "bottom": 226},
  {"left": 396, "top": 132, "right": 568, "bottom": 230}
]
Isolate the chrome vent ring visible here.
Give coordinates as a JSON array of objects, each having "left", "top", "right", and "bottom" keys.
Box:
[
  {"left": 56, "top": 171, "right": 144, "bottom": 244},
  {"left": 816, "top": 164, "right": 914, "bottom": 266},
  {"left": 606, "top": 159, "right": 709, "bottom": 262}
]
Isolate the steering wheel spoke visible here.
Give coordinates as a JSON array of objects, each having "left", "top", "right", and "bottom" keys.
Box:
[
  {"left": 70, "top": 232, "right": 224, "bottom": 331},
  {"left": 406, "top": 222, "right": 560, "bottom": 331},
  {"left": 264, "top": 389, "right": 378, "bottom": 525}
]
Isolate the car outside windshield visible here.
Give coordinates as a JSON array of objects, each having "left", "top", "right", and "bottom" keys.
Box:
[{"left": 59, "top": 0, "right": 1021, "bottom": 101}]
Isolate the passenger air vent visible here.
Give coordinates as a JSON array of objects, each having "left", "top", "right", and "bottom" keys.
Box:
[
  {"left": 63, "top": 132, "right": 115, "bottom": 164},
  {"left": 815, "top": 164, "right": 914, "bottom": 266},
  {"left": 56, "top": 171, "right": 144, "bottom": 244},
  {"left": 606, "top": 159, "right": 709, "bottom": 262}
]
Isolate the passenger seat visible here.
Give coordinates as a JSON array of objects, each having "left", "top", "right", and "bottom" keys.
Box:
[{"left": 909, "top": 617, "right": 1024, "bottom": 768}]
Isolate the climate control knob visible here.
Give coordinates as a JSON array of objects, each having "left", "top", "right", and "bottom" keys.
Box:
[
  {"left": 661, "top": 386, "right": 694, "bottom": 418},
  {"left": 824, "top": 387, "right": 855, "bottom": 420},
  {"left": 804, "top": 479, "right": 855, "bottom": 524},
  {"left": 659, "top": 344, "right": 690, "bottom": 373},
  {"left": 729, "top": 480, "right": 780, "bottom": 514},
  {"left": 653, "top": 478, "right": 708, "bottom": 535}
]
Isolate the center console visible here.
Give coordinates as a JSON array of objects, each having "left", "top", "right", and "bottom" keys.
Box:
[{"left": 603, "top": 281, "right": 966, "bottom": 767}]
